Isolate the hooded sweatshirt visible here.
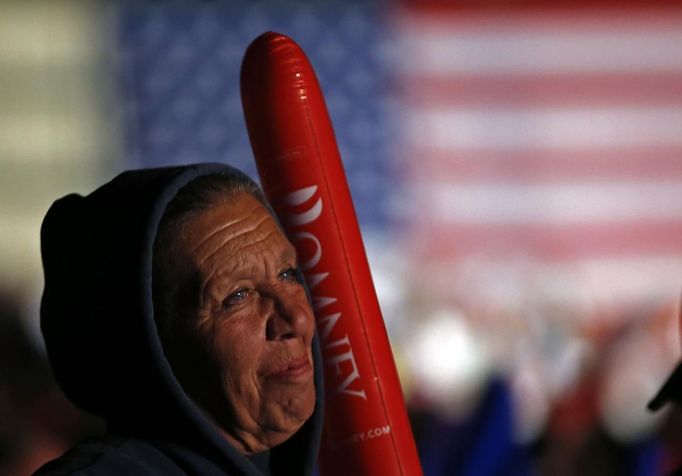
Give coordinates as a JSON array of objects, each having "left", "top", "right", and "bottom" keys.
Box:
[{"left": 36, "top": 163, "right": 324, "bottom": 475}]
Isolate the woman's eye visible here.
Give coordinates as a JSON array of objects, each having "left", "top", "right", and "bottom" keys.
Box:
[
  {"left": 223, "top": 289, "right": 249, "bottom": 307},
  {"left": 279, "top": 267, "right": 298, "bottom": 282}
]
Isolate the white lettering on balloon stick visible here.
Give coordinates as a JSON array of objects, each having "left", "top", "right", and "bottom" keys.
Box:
[{"left": 284, "top": 186, "right": 367, "bottom": 400}]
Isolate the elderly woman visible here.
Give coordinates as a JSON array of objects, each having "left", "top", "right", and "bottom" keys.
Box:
[{"left": 36, "top": 164, "right": 323, "bottom": 475}]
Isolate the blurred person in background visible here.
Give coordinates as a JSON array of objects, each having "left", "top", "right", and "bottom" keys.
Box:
[{"left": 35, "top": 164, "right": 323, "bottom": 475}]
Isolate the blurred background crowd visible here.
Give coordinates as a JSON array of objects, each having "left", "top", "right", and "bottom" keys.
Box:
[{"left": 1, "top": 0, "right": 681, "bottom": 474}]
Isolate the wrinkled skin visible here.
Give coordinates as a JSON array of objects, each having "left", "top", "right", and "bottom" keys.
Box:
[{"left": 158, "top": 193, "right": 316, "bottom": 454}]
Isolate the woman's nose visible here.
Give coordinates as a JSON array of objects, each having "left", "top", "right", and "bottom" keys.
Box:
[{"left": 265, "top": 291, "right": 312, "bottom": 341}]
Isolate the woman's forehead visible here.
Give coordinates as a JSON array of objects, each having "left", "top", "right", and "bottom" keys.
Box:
[{"left": 182, "top": 194, "right": 295, "bottom": 270}]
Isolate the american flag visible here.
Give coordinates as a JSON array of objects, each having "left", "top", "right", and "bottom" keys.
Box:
[
  {"left": 391, "top": 2, "right": 682, "bottom": 307},
  {"left": 117, "top": 0, "right": 394, "bottom": 229},
  {"left": 116, "top": 0, "right": 682, "bottom": 346},
  {"left": 115, "top": 1, "right": 682, "bottom": 471}
]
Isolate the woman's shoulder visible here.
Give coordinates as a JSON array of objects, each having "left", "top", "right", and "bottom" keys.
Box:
[{"left": 32, "top": 435, "right": 186, "bottom": 476}]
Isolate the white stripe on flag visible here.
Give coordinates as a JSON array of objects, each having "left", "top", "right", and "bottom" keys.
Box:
[
  {"left": 394, "top": 19, "right": 682, "bottom": 75},
  {"left": 404, "top": 106, "right": 682, "bottom": 150},
  {"left": 417, "top": 255, "right": 682, "bottom": 304},
  {"left": 411, "top": 181, "right": 682, "bottom": 224}
]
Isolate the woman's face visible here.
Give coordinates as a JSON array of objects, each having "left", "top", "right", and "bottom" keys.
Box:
[{"left": 160, "top": 192, "right": 316, "bottom": 454}]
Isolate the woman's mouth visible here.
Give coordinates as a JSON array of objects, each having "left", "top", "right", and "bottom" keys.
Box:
[{"left": 267, "top": 357, "right": 313, "bottom": 382}]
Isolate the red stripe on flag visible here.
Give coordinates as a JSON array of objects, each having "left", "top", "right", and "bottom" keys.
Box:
[
  {"left": 392, "top": 4, "right": 682, "bottom": 28},
  {"left": 398, "top": 73, "right": 682, "bottom": 108},
  {"left": 404, "top": 147, "right": 682, "bottom": 182},
  {"left": 409, "top": 220, "right": 682, "bottom": 261}
]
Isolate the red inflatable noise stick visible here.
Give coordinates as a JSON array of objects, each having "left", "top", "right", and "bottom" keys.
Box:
[{"left": 241, "top": 32, "right": 423, "bottom": 476}]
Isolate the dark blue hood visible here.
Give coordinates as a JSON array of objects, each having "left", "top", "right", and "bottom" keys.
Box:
[{"left": 40, "top": 163, "right": 323, "bottom": 475}]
